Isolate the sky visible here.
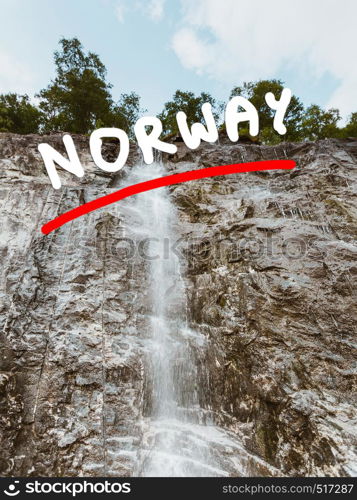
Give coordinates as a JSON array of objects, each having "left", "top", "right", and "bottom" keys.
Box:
[{"left": 0, "top": 0, "right": 356, "bottom": 120}]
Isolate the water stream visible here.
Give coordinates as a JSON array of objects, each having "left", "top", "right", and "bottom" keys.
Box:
[{"left": 120, "top": 162, "right": 274, "bottom": 477}]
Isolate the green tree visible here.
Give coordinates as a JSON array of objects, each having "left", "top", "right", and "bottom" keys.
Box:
[
  {"left": 301, "top": 104, "right": 341, "bottom": 141},
  {"left": 0, "top": 100, "right": 11, "bottom": 132},
  {"left": 108, "top": 92, "right": 145, "bottom": 137},
  {"left": 340, "top": 112, "right": 357, "bottom": 138},
  {"left": 158, "top": 90, "right": 221, "bottom": 136},
  {"left": 0, "top": 93, "right": 42, "bottom": 134},
  {"left": 38, "top": 38, "right": 113, "bottom": 134},
  {"left": 230, "top": 79, "right": 304, "bottom": 143}
]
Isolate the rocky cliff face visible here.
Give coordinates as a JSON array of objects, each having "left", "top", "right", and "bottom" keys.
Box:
[{"left": 0, "top": 132, "right": 356, "bottom": 476}]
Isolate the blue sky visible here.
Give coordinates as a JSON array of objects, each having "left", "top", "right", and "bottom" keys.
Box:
[{"left": 0, "top": 0, "right": 355, "bottom": 119}]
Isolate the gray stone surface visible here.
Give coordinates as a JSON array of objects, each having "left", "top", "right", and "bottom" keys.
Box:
[{"left": 0, "top": 132, "right": 356, "bottom": 476}]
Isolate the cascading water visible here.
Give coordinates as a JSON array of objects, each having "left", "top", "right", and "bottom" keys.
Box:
[
  {"left": 120, "top": 161, "right": 276, "bottom": 477},
  {"left": 132, "top": 162, "right": 210, "bottom": 476}
]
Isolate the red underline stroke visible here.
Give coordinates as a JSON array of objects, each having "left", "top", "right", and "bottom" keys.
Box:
[{"left": 41, "top": 160, "right": 296, "bottom": 235}]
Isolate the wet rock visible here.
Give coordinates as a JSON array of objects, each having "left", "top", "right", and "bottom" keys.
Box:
[
  {"left": 0, "top": 132, "right": 356, "bottom": 476},
  {"left": 169, "top": 137, "right": 357, "bottom": 476}
]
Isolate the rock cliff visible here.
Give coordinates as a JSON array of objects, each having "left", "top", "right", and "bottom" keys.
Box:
[{"left": 0, "top": 132, "right": 356, "bottom": 476}]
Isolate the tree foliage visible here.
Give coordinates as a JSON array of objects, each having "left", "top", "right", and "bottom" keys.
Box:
[
  {"left": 340, "top": 112, "right": 357, "bottom": 138},
  {"left": 37, "top": 38, "right": 113, "bottom": 134},
  {"left": 0, "top": 38, "right": 356, "bottom": 144},
  {"left": 158, "top": 90, "right": 221, "bottom": 136},
  {"left": 300, "top": 105, "right": 341, "bottom": 141},
  {"left": 0, "top": 93, "right": 42, "bottom": 134},
  {"left": 230, "top": 79, "right": 304, "bottom": 143},
  {"left": 108, "top": 92, "right": 145, "bottom": 137}
]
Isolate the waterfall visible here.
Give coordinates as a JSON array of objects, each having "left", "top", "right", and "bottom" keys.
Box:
[{"left": 120, "top": 162, "right": 275, "bottom": 477}]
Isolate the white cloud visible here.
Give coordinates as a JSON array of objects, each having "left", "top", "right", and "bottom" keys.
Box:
[
  {"left": 114, "top": 0, "right": 165, "bottom": 23},
  {"left": 172, "top": 28, "right": 212, "bottom": 73},
  {"left": 115, "top": 0, "right": 127, "bottom": 23},
  {"left": 0, "top": 49, "right": 35, "bottom": 96},
  {"left": 147, "top": 0, "right": 165, "bottom": 21},
  {"left": 172, "top": 0, "right": 357, "bottom": 118}
]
